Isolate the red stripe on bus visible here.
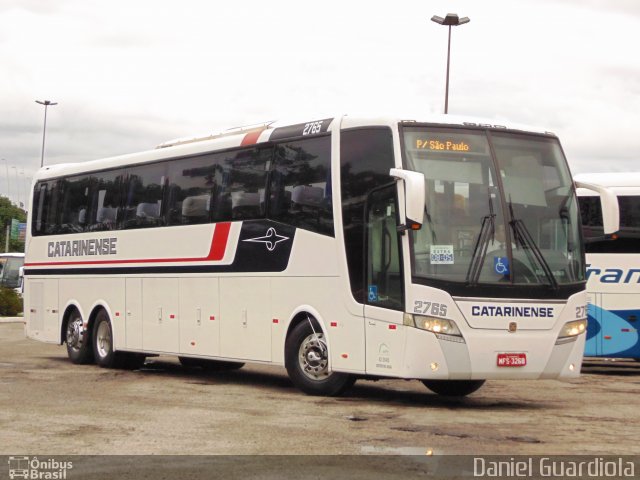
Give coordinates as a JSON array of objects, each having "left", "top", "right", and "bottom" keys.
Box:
[
  {"left": 207, "top": 221, "right": 230, "bottom": 260},
  {"left": 241, "top": 130, "right": 263, "bottom": 146},
  {"left": 24, "top": 222, "right": 232, "bottom": 267}
]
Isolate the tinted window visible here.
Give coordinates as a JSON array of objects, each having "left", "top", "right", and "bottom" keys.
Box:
[
  {"left": 59, "top": 175, "right": 92, "bottom": 233},
  {"left": 340, "top": 128, "right": 395, "bottom": 303},
  {"left": 166, "top": 153, "right": 224, "bottom": 225},
  {"left": 123, "top": 163, "right": 167, "bottom": 229},
  {"left": 581, "top": 195, "right": 640, "bottom": 253},
  {"left": 220, "top": 148, "right": 270, "bottom": 220},
  {"left": 269, "top": 136, "right": 333, "bottom": 236},
  {"left": 88, "top": 170, "right": 124, "bottom": 231},
  {"left": 32, "top": 180, "right": 63, "bottom": 235}
]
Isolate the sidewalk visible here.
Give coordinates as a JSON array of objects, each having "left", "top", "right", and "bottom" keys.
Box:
[{"left": 0, "top": 317, "right": 24, "bottom": 323}]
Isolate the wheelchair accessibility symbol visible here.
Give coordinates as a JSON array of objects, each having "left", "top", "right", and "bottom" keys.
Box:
[
  {"left": 494, "top": 256, "right": 510, "bottom": 276},
  {"left": 368, "top": 285, "right": 378, "bottom": 302}
]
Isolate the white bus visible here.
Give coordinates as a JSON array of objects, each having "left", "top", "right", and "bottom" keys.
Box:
[
  {"left": 0, "top": 252, "right": 24, "bottom": 291},
  {"left": 576, "top": 172, "right": 640, "bottom": 360},
  {"left": 23, "top": 115, "right": 618, "bottom": 397}
]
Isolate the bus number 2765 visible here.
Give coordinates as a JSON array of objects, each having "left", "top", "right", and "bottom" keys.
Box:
[
  {"left": 413, "top": 301, "right": 447, "bottom": 317},
  {"left": 303, "top": 121, "right": 323, "bottom": 135}
]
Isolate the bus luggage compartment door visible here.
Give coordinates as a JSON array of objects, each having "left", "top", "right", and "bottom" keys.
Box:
[
  {"left": 26, "top": 280, "right": 59, "bottom": 343},
  {"left": 142, "top": 278, "right": 180, "bottom": 353}
]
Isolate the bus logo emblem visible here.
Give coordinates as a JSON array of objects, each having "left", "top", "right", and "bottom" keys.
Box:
[
  {"left": 243, "top": 227, "right": 290, "bottom": 252},
  {"left": 508, "top": 322, "right": 518, "bottom": 333}
]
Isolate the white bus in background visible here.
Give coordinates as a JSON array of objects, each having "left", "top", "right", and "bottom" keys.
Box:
[
  {"left": 23, "top": 115, "right": 618, "bottom": 398},
  {"left": 576, "top": 172, "right": 639, "bottom": 360},
  {"left": 0, "top": 252, "right": 25, "bottom": 292}
]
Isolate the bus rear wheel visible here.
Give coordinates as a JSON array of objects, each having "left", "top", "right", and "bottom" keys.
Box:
[
  {"left": 65, "top": 309, "right": 93, "bottom": 364},
  {"left": 422, "top": 379, "right": 486, "bottom": 397},
  {"left": 285, "top": 319, "right": 355, "bottom": 396},
  {"left": 92, "top": 310, "right": 126, "bottom": 369}
]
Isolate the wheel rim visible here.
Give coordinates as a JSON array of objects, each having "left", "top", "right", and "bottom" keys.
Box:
[
  {"left": 96, "top": 321, "right": 112, "bottom": 359},
  {"left": 66, "top": 316, "right": 83, "bottom": 352},
  {"left": 298, "top": 333, "right": 329, "bottom": 381}
]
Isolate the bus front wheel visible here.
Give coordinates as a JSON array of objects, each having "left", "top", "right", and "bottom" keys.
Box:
[
  {"left": 422, "top": 379, "right": 486, "bottom": 397},
  {"left": 65, "top": 309, "right": 93, "bottom": 365},
  {"left": 285, "top": 319, "right": 355, "bottom": 396}
]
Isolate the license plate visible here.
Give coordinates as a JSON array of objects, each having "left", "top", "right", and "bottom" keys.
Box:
[{"left": 497, "top": 353, "right": 527, "bottom": 367}]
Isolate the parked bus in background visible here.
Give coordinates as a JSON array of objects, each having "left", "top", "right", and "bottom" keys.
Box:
[
  {"left": 576, "top": 172, "right": 638, "bottom": 360},
  {"left": 22, "top": 115, "right": 618, "bottom": 398},
  {"left": 0, "top": 253, "right": 25, "bottom": 292}
]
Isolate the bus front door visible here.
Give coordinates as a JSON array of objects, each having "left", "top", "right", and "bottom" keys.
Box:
[{"left": 364, "top": 185, "right": 406, "bottom": 376}]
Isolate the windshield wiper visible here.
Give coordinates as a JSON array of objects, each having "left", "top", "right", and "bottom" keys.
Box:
[
  {"left": 465, "top": 189, "right": 496, "bottom": 285},
  {"left": 508, "top": 201, "right": 559, "bottom": 290}
]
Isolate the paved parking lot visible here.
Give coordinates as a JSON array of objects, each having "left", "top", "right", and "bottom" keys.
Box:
[{"left": 1, "top": 321, "right": 638, "bottom": 456}]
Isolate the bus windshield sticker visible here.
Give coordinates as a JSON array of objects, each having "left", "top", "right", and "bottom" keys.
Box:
[
  {"left": 368, "top": 285, "right": 378, "bottom": 302},
  {"left": 494, "top": 256, "right": 510, "bottom": 276},
  {"left": 430, "top": 245, "right": 454, "bottom": 265}
]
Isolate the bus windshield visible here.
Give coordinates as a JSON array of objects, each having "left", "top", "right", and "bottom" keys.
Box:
[
  {"left": 0, "top": 255, "right": 24, "bottom": 289},
  {"left": 403, "top": 127, "right": 584, "bottom": 289}
]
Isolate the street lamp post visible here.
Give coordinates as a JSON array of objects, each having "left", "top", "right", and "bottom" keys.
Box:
[
  {"left": 11, "top": 166, "right": 19, "bottom": 207},
  {"left": 1, "top": 158, "right": 8, "bottom": 198},
  {"left": 431, "top": 13, "right": 470, "bottom": 114},
  {"left": 35, "top": 99, "right": 58, "bottom": 167}
]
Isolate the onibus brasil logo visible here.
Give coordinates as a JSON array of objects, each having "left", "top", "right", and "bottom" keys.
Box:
[{"left": 8, "top": 457, "right": 73, "bottom": 479}]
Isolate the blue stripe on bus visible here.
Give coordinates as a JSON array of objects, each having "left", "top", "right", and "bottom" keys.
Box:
[{"left": 585, "top": 304, "right": 640, "bottom": 358}]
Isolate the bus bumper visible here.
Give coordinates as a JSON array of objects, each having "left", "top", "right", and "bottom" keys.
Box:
[{"left": 401, "top": 327, "right": 586, "bottom": 381}]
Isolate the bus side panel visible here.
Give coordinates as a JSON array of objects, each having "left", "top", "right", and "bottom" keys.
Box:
[
  {"left": 125, "top": 278, "right": 143, "bottom": 350},
  {"left": 586, "top": 253, "right": 640, "bottom": 359},
  {"left": 220, "top": 277, "right": 271, "bottom": 361},
  {"left": 25, "top": 280, "right": 59, "bottom": 344},
  {"left": 142, "top": 278, "right": 180, "bottom": 353},
  {"left": 179, "top": 277, "right": 220, "bottom": 357},
  {"left": 59, "top": 277, "right": 126, "bottom": 350},
  {"left": 271, "top": 277, "right": 365, "bottom": 373},
  {"left": 25, "top": 278, "right": 60, "bottom": 344},
  {"left": 585, "top": 292, "right": 601, "bottom": 356},
  {"left": 601, "top": 294, "right": 640, "bottom": 358}
]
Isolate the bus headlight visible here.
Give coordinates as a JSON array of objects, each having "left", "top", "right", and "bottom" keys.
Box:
[
  {"left": 407, "top": 314, "right": 462, "bottom": 337},
  {"left": 558, "top": 319, "right": 587, "bottom": 339}
]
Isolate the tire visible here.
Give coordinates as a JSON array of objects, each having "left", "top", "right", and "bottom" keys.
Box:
[
  {"left": 179, "top": 356, "right": 244, "bottom": 371},
  {"left": 92, "top": 310, "right": 125, "bottom": 369},
  {"left": 65, "top": 309, "right": 94, "bottom": 364},
  {"left": 285, "top": 319, "right": 355, "bottom": 396},
  {"left": 422, "top": 379, "right": 486, "bottom": 397}
]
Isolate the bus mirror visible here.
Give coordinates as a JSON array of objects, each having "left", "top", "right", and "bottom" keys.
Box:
[
  {"left": 575, "top": 181, "right": 620, "bottom": 236},
  {"left": 389, "top": 168, "right": 425, "bottom": 230}
]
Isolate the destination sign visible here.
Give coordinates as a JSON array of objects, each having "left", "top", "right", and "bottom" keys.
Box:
[
  {"left": 415, "top": 139, "right": 471, "bottom": 152},
  {"left": 404, "top": 129, "right": 489, "bottom": 155}
]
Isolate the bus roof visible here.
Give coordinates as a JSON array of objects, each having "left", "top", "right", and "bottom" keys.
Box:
[
  {"left": 574, "top": 172, "right": 640, "bottom": 188},
  {"left": 32, "top": 114, "right": 557, "bottom": 182}
]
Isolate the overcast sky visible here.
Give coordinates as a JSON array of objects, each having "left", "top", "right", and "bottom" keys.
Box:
[{"left": 1, "top": 0, "right": 639, "bottom": 206}]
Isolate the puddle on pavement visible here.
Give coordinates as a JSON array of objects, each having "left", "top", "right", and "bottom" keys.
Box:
[{"left": 361, "top": 445, "right": 437, "bottom": 455}]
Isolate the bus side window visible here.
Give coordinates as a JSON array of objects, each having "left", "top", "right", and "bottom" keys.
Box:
[
  {"left": 33, "top": 183, "right": 48, "bottom": 235},
  {"left": 165, "top": 152, "right": 224, "bottom": 225},
  {"left": 122, "top": 164, "right": 167, "bottom": 229},
  {"left": 222, "top": 148, "right": 270, "bottom": 221},
  {"left": 268, "top": 136, "right": 333, "bottom": 235}
]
